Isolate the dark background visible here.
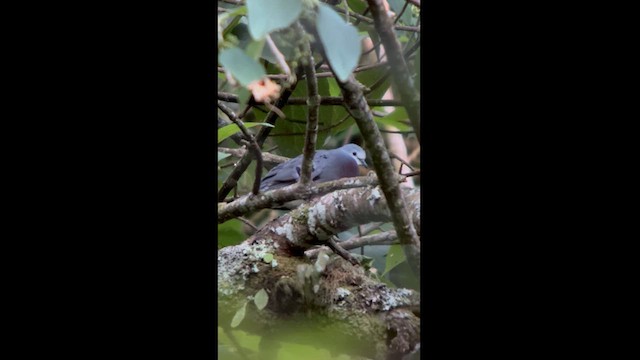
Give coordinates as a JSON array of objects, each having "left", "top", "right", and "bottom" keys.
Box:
[{"left": 6, "top": 1, "right": 624, "bottom": 358}]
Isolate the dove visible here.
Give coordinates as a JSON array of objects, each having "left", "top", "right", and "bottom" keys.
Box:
[{"left": 260, "top": 144, "right": 368, "bottom": 193}]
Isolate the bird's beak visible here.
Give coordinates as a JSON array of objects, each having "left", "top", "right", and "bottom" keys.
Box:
[{"left": 359, "top": 159, "right": 368, "bottom": 168}]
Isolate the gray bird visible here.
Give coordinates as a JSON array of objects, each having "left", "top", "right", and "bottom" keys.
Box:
[{"left": 260, "top": 144, "right": 368, "bottom": 192}]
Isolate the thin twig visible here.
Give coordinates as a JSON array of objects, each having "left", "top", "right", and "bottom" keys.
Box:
[
  {"left": 389, "top": 152, "right": 415, "bottom": 171},
  {"left": 218, "top": 175, "right": 382, "bottom": 223},
  {"left": 217, "top": 67, "right": 303, "bottom": 201},
  {"left": 265, "top": 34, "right": 293, "bottom": 82},
  {"left": 218, "top": 147, "right": 290, "bottom": 165},
  {"left": 305, "top": 230, "right": 399, "bottom": 258},
  {"left": 327, "top": 236, "right": 360, "bottom": 266},
  {"left": 218, "top": 101, "right": 264, "bottom": 195},
  {"left": 394, "top": 1, "right": 410, "bottom": 24},
  {"left": 218, "top": 92, "right": 404, "bottom": 107},
  {"left": 366, "top": 0, "right": 421, "bottom": 143},
  {"left": 237, "top": 216, "right": 259, "bottom": 233},
  {"left": 299, "top": 34, "right": 320, "bottom": 185},
  {"left": 335, "top": 73, "right": 420, "bottom": 274}
]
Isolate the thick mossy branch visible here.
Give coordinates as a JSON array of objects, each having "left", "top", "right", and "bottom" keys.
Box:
[
  {"left": 218, "top": 176, "right": 381, "bottom": 223},
  {"left": 245, "top": 185, "right": 420, "bottom": 255},
  {"left": 218, "top": 237, "right": 420, "bottom": 360}
]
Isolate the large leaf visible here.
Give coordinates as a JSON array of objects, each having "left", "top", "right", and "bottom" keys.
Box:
[
  {"left": 254, "top": 289, "right": 269, "bottom": 310},
  {"left": 230, "top": 301, "right": 247, "bottom": 328},
  {"left": 246, "top": 0, "right": 303, "bottom": 40},
  {"left": 219, "top": 47, "right": 266, "bottom": 87},
  {"left": 346, "top": 0, "right": 367, "bottom": 14},
  {"left": 218, "top": 219, "right": 246, "bottom": 248},
  {"left": 316, "top": 4, "right": 362, "bottom": 82},
  {"left": 270, "top": 78, "right": 334, "bottom": 157},
  {"left": 217, "top": 122, "right": 274, "bottom": 143},
  {"left": 218, "top": 152, "right": 232, "bottom": 161},
  {"left": 374, "top": 107, "right": 411, "bottom": 131},
  {"left": 382, "top": 244, "right": 407, "bottom": 276}
]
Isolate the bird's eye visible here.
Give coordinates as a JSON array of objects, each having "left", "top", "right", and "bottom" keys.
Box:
[{"left": 352, "top": 152, "right": 357, "bottom": 156}]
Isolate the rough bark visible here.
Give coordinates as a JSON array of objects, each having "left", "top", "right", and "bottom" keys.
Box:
[{"left": 218, "top": 186, "right": 421, "bottom": 359}]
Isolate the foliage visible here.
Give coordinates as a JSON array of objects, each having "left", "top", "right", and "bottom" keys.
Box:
[{"left": 218, "top": 0, "right": 421, "bottom": 357}]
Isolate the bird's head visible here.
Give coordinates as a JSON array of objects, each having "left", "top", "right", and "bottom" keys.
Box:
[{"left": 341, "top": 143, "right": 368, "bottom": 168}]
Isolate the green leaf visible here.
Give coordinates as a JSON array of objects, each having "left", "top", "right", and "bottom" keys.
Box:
[
  {"left": 245, "top": 39, "right": 266, "bottom": 60},
  {"left": 316, "top": 4, "right": 362, "bottom": 82},
  {"left": 270, "top": 78, "right": 334, "bottom": 157},
  {"left": 375, "top": 108, "right": 411, "bottom": 131},
  {"left": 230, "top": 301, "right": 247, "bottom": 328},
  {"left": 382, "top": 244, "right": 407, "bottom": 276},
  {"left": 246, "top": 0, "right": 303, "bottom": 40},
  {"left": 262, "top": 253, "right": 273, "bottom": 263},
  {"left": 218, "top": 122, "right": 274, "bottom": 143},
  {"left": 314, "top": 252, "right": 330, "bottom": 273},
  {"left": 218, "top": 219, "right": 246, "bottom": 248},
  {"left": 219, "top": 47, "right": 266, "bottom": 87},
  {"left": 346, "top": 0, "right": 367, "bottom": 14},
  {"left": 218, "top": 152, "right": 232, "bottom": 161},
  {"left": 254, "top": 289, "right": 269, "bottom": 310}
]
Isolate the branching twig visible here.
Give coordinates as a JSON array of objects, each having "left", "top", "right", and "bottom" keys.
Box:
[
  {"left": 218, "top": 92, "right": 404, "bottom": 107},
  {"left": 366, "top": 0, "right": 421, "bottom": 144},
  {"left": 305, "top": 230, "right": 398, "bottom": 258},
  {"left": 299, "top": 36, "right": 320, "bottom": 185},
  {"left": 336, "top": 74, "right": 420, "bottom": 274},
  {"left": 217, "top": 67, "right": 303, "bottom": 201},
  {"left": 327, "top": 236, "right": 360, "bottom": 266},
  {"left": 218, "top": 147, "right": 290, "bottom": 165},
  {"left": 218, "top": 101, "right": 264, "bottom": 194},
  {"left": 265, "top": 34, "right": 293, "bottom": 82},
  {"left": 218, "top": 175, "right": 382, "bottom": 223}
]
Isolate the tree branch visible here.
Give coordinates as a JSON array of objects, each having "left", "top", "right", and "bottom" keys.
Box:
[
  {"left": 305, "top": 230, "right": 398, "bottom": 258},
  {"left": 217, "top": 67, "right": 303, "bottom": 201},
  {"left": 218, "top": 101, "right": 264, "bottom": 195},
  {"left": 299, "top": 38, "right": 320, "bottom": 185},
  {"left": 218, "top": 175, "right": 381, "bottom": 224},
  {"left": 336, "top": 75, "right": 421, "bottom": 274},
  {"left": 218, "top": 92, "right": 404, "bottom": 107},
  {"left": 365, "top": 0, "right": 421, "bottom": 144},
  {"left": 218, "top": 147, "right": 290, "bottom": 166}
]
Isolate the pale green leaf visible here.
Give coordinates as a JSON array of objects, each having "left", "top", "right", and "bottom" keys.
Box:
[
  {"left": 382, "top": 244, "right": 406, "bottom": 276},
  {"left": 254, "top": 289, "right": 269, "bottom": 310},
  {"left": 218, "top": 152, "right": 232, "bottom": 161},
  {"left": 230, "top": 301, "right": 247, "bottom": 328},
  {"left": 219, "top": 47, "right": 266, "bottom": 87},
  {"left": 262, "top": 253, "right": 273, "bottom": 263},
  {"left": 316, "top": 4, "right": 362, "bottom": 82},
  {"left": 218, "top": 122, "right": 274, "bottom": 143},
  {"left": 246, "top": 0, "right": 303, "bottom": 40}
]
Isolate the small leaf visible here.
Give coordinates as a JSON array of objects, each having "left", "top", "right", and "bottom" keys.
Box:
[
  {"left": 375, "top": 108, "right": 411, "bottom": 131},
  {"left": 254, "top": 289, "right": 269, "bottom": 310},
  {"left": 382, "top": 244, "right": 407, "bottom": 276},
  {"left": 316, "top": 3, "right": 362, "bottom": 82},
  {"left": 218, "top": 122, "right": 274, "bottom": 143},
  {"left": 314, "top": 252, "right": 330, "bottom": 273},
  {"left": 246, "top": 0, "right": 303, "bottom": 40},
  {"left": 218, "top": 152, "right": 232, "bottom": 161},
  {"left": 245, "top": 39, "right": 266, "bottom": 60},
  {"left": 219, "top": 47, "right": 266, "bottom": 87},
  {"left": 262, "top": 253, "right": 273, "bottom": 263},
  {"left": 217, "top": 219, "right": 246, "bottom": 249},
  {"left": 230, "top": 301, "right": 247, "bottom": 328}
]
